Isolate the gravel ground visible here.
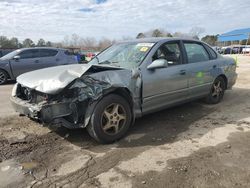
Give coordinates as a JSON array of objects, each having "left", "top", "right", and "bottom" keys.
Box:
[{"left": 0, "top": 55, "right": 250, "bottom": 188}]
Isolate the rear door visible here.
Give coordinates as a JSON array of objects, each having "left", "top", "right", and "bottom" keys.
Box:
[
  {"left": 39, "top": 49, "right": 60, "bottom": 68},
  {"left": 141, "top": 40, "right": 189, "bottom": 114},
  {"left": 61, "top": 50, "right": 78, "bottom": 64},
  {"left": 11, "top": 49, "right": 41, "bottom": 77},
  {"left": 182, "top": 41, "right": 216, "bottom": 98}
]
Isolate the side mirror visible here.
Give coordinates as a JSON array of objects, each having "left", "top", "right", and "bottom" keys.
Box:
[
  {"left": 147, "top": 59, "right": 168, "bottom": 70},
  {"left": 13, "top": 55, "right": 20, "bottom": 61}
]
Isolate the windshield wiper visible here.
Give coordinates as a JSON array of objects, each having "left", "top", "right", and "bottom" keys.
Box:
[
  {"left": 98, "top": 60, "right": 120, "bottom": 67},
  {"left": 94, "top": 56, "right": 100, "bottom": 63},
  {"left": 99, "top": 60, "right": 119, "bottom": 64},
  {"left": 98, "top": 60, "right": 111, "bottom": 64}
]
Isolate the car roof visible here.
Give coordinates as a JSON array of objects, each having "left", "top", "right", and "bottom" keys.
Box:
[
  {"left": 118, "top": 37, "right": 201, "bottom": 44},
  {"left": 19, "top": 47, "right": 65, "bottom": 51}
]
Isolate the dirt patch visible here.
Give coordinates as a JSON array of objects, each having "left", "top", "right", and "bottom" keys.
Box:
[{"left": 130, "top": 131, "right": 250, "bottom": 188}]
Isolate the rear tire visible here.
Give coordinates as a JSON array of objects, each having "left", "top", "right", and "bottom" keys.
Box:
[
  {"left": 0, "top": 70, "right": 8, "bottom": 85},
  {"left": 205, "top": 77, "right": 226, "bottom": 104},
  {"left": 87, "top": 94, "right": 132, "bottom": 144}
]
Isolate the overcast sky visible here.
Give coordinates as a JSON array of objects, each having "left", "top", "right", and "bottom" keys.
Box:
[{"left": 0, "top": 0, "right": 250, "bottom": 42}]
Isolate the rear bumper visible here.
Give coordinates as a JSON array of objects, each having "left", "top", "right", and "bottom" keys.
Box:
[
  {"left": 227, "top": 72, "right": 237, "bottom": 89},
  {"left": 10, "top": 96, "right": 74, "bottom": 124}
]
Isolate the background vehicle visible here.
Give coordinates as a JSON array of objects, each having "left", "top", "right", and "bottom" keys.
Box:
[
  {"left": 242, "top": 47, "right": 250, "bottom": 53},
  {"left": 221, "top": 47, "right": 232, "bottom": 54},
  {"left": 11, "top": 38, "right": 237, "bottom": 143},
  {"left": 0, "top": 49, "right": 16, "bottom": 58},
  {"left": 0, "top": 47, "right": 78, "bottom": 85}
]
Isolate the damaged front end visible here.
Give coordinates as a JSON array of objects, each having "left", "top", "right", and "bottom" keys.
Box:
[
  {"left": 10, "top": 83, "right": 82, "bottom": 128},
  {"left": 10, "top": 65, "right": 142, "bottom": 129}
]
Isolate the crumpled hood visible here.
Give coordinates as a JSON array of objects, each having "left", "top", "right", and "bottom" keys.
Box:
[{"left": 16, "top": 64, "right": 122, "bottom": 94}]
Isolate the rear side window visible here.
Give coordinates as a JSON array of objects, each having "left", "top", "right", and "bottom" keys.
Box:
[
  {"left": 39, "top": 49, "right": 58, "bottom": 57},
  {"left": 64, "top": 50, "right": 74, "bottom": 55},
  {"left": 19, "top": 49, "right": 40, "bottom": 59},
  {"left": 184, "top": 43, "right": 209, "bottom": 63},
  {"left": 204, "top": 44, "right": 217, "bottom": 59}
]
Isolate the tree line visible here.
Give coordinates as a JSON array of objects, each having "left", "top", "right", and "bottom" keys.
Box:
[
  {"left": 2, "top": 27, "right": 248, "bottom": 51},
  {"left": 136, "top": 27, "right": 222, "bottom": 46},
  {"left": 0, "top": 36, "right": 53, "bottom": 49}
]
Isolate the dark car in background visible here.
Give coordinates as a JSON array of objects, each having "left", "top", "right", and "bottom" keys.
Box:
[
  {"left": 0, "top": 47, "right": 78, "bottom": 85},
  {"left": 232, "top": 46, "right": 245, "bottom": 54},
  {"left": 0, "top": 49, "right": 16, "bottom": 58}
]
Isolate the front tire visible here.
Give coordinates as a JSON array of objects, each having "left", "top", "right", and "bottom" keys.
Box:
[
  {"left": 0, "top": 70, "right": 8, "bottom": 85},
  {"left": 205, "top": 77, "right": 226, "bottom": 104},
  {"left": 87, "top": 94, "right": 132, "bottom": 144}
]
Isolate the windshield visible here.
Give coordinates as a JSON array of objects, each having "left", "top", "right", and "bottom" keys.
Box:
[
  {"left": 89, "top": 42, "right": 155, "bottom": 69},
  {"left": 0, "top": 49, "right": 21, "bottom": 60}
]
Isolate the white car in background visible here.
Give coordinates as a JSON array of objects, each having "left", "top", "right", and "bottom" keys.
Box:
[{"left": 242, "top": 47, "right": 250, "bottom": 53}]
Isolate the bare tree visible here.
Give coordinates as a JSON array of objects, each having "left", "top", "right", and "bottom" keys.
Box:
[
  {"left": 98, "top": 38, "right": 113, "bottom": 50},
  {"left": 53, "top": 42, "right": 63, "bottom": 48},
  {"left": 189, "top": 27, "right": 205, "bottom": 40},
  {"left": 81, "top": 37, "right": 97, "bottom": 50},
  {"left": 151, "top": 29, "right": 164, "bottom": 37},
  {"left": 71, "top": 34, "right": 80, "bottom": 47},
  {"left": 136, "top": 33, "right": 146, "bottom": 39},
  {"left": 62, "top": 35, "right": 70, "bottom": 47},
  {"left": 201, "top": 35, "right": 218, "bottom": 46}
]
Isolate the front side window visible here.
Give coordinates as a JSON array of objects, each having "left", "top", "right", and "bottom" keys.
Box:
[
  {"left": 19, "top": 49, "right": 40, "bottom": 59},
  {"left": 152, "top": 42, "right": 182, "bottom": 66},
  {"left": 0, "top": 49, "right": 20, "bottom": 60},
  {"left": 89, "top": 42, "right": 155, "bottom": 69},
  {"left": 184, "top": 42, "right": 209, "bottom": 63},
  {"left": 39, "top": 49, "right": 58, "bottom": 57}
]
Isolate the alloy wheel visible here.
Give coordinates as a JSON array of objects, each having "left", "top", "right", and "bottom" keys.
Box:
[
  {"left": 0, "top": 71, "right": 6, "bottom": 85},
  {"left": 211, "top": 80, "right": 223, "bottom": 98},
  {"left": 101, "top": 103, "right": 127, "bottom": 135}
]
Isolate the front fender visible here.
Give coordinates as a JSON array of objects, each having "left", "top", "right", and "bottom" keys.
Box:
[{"left": 0, "top": 61, "right": 14, "bottom": 79}]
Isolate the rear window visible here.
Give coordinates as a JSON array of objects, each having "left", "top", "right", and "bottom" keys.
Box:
[
  {"left": 204, "top": 44, "right": 217, "bottom": 59},
  {"left": 39, "top": 49, "right": 58, "bottom": 57}
]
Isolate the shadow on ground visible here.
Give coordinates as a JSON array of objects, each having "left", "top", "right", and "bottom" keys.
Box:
[{"left": 53, "top": 87, "right": 250, "bottom": 151}]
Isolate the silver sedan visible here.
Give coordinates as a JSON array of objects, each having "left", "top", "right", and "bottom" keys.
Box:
[{"left": 10, "top": 38, "right": 237, "bottom": 143}]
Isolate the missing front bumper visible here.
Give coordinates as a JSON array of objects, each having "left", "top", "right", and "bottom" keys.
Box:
[{"left": 10, "top": 96, "right": 76, "bottom": 124}]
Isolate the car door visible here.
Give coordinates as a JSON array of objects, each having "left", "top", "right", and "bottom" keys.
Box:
[
  {"left": 141, "top": 40, "right": 189, "bottom": 114},
  {"left": 182, "top": 41, "right": 216, "bottom": 98},
  {"left": 61, "top": 50, "right": 78, "bottom": 65},
  {"left": 10, "top": 49, "right": 41, "bottom": 77},
  {"left": 39, "top": 49, "right": 60, "bottom": 68}
]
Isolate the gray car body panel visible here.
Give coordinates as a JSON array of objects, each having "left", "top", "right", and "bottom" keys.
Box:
[
  {"left": 0, "top": 47, "right": 78, "bottom": 80},
  {"left": 17, "top": 64, "right": 93, "bottom": 94},
  {"left": 11, "top": 38, "right": 237, "bottom": 128}
]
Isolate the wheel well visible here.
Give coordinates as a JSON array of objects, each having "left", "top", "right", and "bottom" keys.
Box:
[
  {"left": 0, "top": 68, "right": 10, "bottom": 79},
  {"left": 110, "top": 88, "right": 134, "bottom": 109},
  {"left": 83, "top": 87, "right": 134, "bottom": 128},
  {"left": 217, "top": 74, "right": 228, "bottom": 89}
]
